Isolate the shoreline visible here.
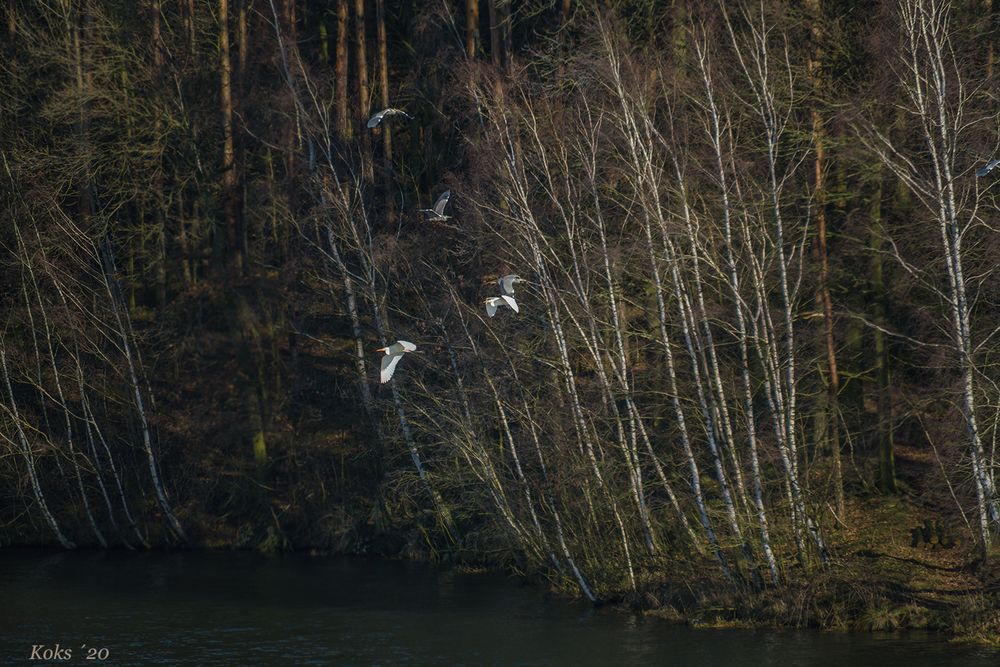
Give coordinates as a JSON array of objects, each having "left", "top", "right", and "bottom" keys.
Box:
[{"left": 5, "top": 534, "right": 999, "bottom": 646}]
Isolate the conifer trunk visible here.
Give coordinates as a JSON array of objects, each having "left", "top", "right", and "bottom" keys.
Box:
[
  {"left": 354, "top": 0, "right": 373, "bottom": 183},
  {"left": 335, "top": 0, "right": 349, "bottom": 140}
]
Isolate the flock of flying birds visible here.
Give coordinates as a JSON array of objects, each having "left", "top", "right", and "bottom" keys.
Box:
[
  {"left": 366, "top": 109, "right": 1000, "bottom": 384},
  {"left": 367, "top": 107, "right": 525, "bottom": 384}
]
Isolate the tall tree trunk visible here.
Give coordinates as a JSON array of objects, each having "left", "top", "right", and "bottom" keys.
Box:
[
  {"left": 176, "top": 180, "right": 193, "bottom": 287},
  {"left": 6, "top": 0, "right": 15, "bottom": 41},
  {"left": 239, "top": 0, "right": 249, "bottom": 79},
  {"left": 466, "top": 0, "right": 479, "bottom": 58},
  {"left": 99, "top": 240, "right": 187, "bottom": 542},
  {"left": 327, "top": 232, "right": 381, "bottom": 472},
  {"left": 988, "top": 0, "right": 995, "bottom": 81},
  {"left": 806, "top": 0, "right": 844, "bottom": 517},
  {"left": 282, "top": 0, "right": 298, "bottom": 260},
  {"left": 187, "top": 0, "right": 197, "bottom": 47},
  {"left": 694, "top": 37, "right": 780, "bottom": 582},
  {"left": 500, "top": 0, "right": 511, "bottom": 67},
  {"left": 0, "top": 346, "right": 75, "bottom": 549},
  {"left": 872, "top": 171, "right": 896, "bottom": 494},
  {"left": 354, "top": 0, "right": 373, "bottom": 183},
  {"left": 488, "top": 0, "right": 502, "bottom": 68},
  {"left": 335, "top": 0, "right": 349, "bottom": 140},
  {"left": 219, "top": 0, "right": 243, "bottom": 274},
  {"left": 152, "top": 0, "right": 167, "bottom": 310},
  {"left": 375, "top": 0, "right": 394, "bottom": 221},
  {"left": 13, "top": 220, "right": 106, "bottom": 547}
]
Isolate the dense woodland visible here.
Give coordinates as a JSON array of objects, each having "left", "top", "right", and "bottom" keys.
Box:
[{"left": 4, "top": 0, "right": 1000, "bottom": 625}]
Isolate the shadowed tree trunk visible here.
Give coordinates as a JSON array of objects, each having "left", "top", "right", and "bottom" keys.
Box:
[
  {"left": 282, "top": 0, "right": 298, "bottom": 260},
  {"left": 872, "top": 170, "right": 896, "bottom": 494},
  {"left": 151, "top": 0, "right": 167, "bottom": 310},
  {"left": 219, "top": 0, "right": 243, "bottom": 274},
  {"left": 336, "top": 0, "right": 349, "bottom": 140},
  {"left": 988, "top": 0, "right": 995, "bottom": 80},
  {"left": 375, "top": 0, "right": 394, "bottom": 221},
  {"left": 488, "top": 0, "right": 501, "bottom": 68},
  {"left": 6, "top": 1, "right": 15, "bottom": 40},
  {"left": 806, "top": 0, "right": 844, "bottom": 518},
  {"left": 466, "top": 0, "right": 479, "bottom": 58},
  {"left": 354, "top": 0, "right": 372, "bottom": 183}
]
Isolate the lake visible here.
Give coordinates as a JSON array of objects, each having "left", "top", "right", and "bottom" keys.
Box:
[{"left": 0, "top": 549, "right": 997, "bottom": 665}]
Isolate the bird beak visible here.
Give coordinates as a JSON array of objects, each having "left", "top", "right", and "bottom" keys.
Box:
[{"left": 374, "top": 347, "right": 387, "bottom": 354}]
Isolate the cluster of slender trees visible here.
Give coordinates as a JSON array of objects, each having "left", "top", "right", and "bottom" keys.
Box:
[{"left": 2, "top": 0, "right": 1000, "bottom": 600}]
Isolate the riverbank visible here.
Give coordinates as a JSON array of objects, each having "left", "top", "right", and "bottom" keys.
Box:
[
  {"left": 7, "top": 487, "right": 1000, "bottom": 644},
  {"left": 631, "top": 495, "right": 1000, "bottom": 645},
  {"left": 314, "top": 490, "right": 1000, "bottom": 644},
  {"left": 5, "top": 549, "right": 1000, "bottom": 666}
]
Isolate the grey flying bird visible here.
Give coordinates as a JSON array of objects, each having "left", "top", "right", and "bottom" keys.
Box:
[
  {"left": 420, "top": 190, "right": 451, "bottom": 221},
  {"left": 497, "top": 274, "right": 524, "bottom": 297},
  {"left": 375, "top": 340, "right": 417, "bottom": 383},
  {"left": 485, "top": 295, "right": 519, "bottom": 317},
  {"left": 977, "top": 158, "right": 1000, "bottom": 178},
  {"left": 367, "top": 108, "right": 413, "bottom": 129}
]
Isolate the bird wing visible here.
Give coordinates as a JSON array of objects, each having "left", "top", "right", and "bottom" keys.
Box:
[
  {"left": 433, "top": 190, "right": 451, "bottom": 216},
  {"left": 366, "top": 109, "right": 386, "bottom": 128},
  {"left": 380, "top": 353, "right": 403, "bottom": 383},
  {"left": 485, "top": 300, "right": 498, "bottom": 317},
  {"left": 498, "top": 274, "right": 517, "bottom": 296},
  {"left": 398, "top": 340, "right": 417, "bottom": 352},
  {"left": 501, "top": 295, "right": 519, "bottom": 313},
  {"left": 977, "top": 158, "right": 1000, "bottom": 177}
]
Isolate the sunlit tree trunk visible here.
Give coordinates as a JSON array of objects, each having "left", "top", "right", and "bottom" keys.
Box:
[
  {"left": 723, "top": 5, "right": 829, "bottom": 565},
  {"left": 76, "top": 352, "right": 148, "bottom": 548},
  {"left": 20, "top": 234, "right": 105, "bottom": 546},
  {"left": 694, "top": 36, "right": 779, "bottom": 583},
  {"left": 865, "top": 0, "right": 998, "bottom": 553},
  {"left": 99, "top": 240, "right": 186, "bottom": 542},
  {"left": 598, "top": 26, "right": 738, "bottom": 578},
  {"left": 0, "top": 345, "right": 75, "bottom": 549},
  {"left": 466, "top": 0, "right": 479, "bottom": 58}
]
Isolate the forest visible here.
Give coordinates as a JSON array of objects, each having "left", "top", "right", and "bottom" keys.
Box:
[{"left": 3, "top": 0, "right": 1000, "bottom": 637}]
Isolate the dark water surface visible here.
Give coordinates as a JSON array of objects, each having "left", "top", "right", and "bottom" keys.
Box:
[{"left": 1, "top": 549, "right": 997, "bottom": 666}]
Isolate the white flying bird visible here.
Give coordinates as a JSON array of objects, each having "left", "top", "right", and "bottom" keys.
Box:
[
  {"left": 497, "top": 274, "right": 524, "bottom": 297},
  {"left": 485, "top": 295, "right": 519, "bottom": 317},
  {"left": 367, "top": 108, "right": 413, "bottom": 129},
  {"left": 420, "top": 190, "right": 451, "bottom": 221},
  {"left": 375, "top": 340, "right": 417, "bottom": 383}
]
